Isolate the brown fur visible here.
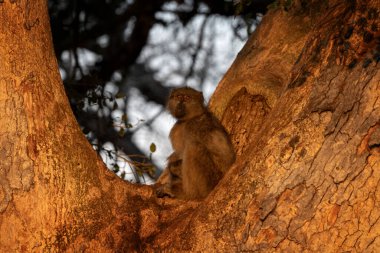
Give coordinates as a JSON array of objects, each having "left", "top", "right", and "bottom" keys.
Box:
[{"left": 156, "top": 87, "right": 235, "bottom": 199}]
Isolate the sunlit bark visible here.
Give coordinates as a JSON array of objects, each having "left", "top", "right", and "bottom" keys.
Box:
[
  {"left": 0, "top": 1, "right": 147, "bottom": 251},
  {"left": 1, "top": 0, "right": 379, "bottom": 252}
]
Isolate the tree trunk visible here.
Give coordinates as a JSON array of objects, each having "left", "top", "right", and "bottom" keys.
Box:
[
  {"left": 1, "top": 0, "right": 379, "bottom": 252},
  {"left": 0, "top": 1, "right": 151, "bottom": 251}
]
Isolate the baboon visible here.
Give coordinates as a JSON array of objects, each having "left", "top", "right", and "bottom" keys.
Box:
[
  {"left": 156, "top": 87, "right": 235, "bottom": 199},
  {"left": 156, "top": 153, "right": 184, "bottom": 198}
]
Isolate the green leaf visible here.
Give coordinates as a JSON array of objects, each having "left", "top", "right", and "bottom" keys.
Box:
[
  {"left": 122, "top": 114, "right": 128, "bottom": 122},
  {"left": 150, "top": 143, "right": 156, "bottom": 153},
  {"left": 147, "top": 165, "right": 156, "bottom": 177},
  {"left": 118, "top": 127, "right": 125, "bottom": 137},
  {"left": 136, "top": 167, "right": 143, "bottom": 177},
  {"left": 82, "top": 127, "right": 90, "bottom": 134},
  {"left": 113, "top": 164, "right": 120, "bottom": 173},
  {"left": 115, "top": 92, "right": 126, "bottom": 98}
]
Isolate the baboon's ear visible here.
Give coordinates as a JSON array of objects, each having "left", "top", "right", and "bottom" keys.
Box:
[{"left": 197, "top": 91, "right": 204, "bottom": 100}]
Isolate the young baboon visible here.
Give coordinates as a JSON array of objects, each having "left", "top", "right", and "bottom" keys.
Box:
[
  {"left": 156, "top": 153, "right": 184, "bottom": 198},
  {"left": 156, "top": 87, "right": 235, "bottom": 199}
]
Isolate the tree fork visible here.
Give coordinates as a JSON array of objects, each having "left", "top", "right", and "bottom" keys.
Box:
[{"left": 0, "top": 0, "right": 379, "bottom": 252}]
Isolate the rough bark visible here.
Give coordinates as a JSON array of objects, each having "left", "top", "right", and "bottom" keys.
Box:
[
  {"left": 0, "top": 1, "right": 152, "bottom": 252},
  {"left": 150, "top": 0, "right": 380, "bottom": 252},
  {"left": 1, "top": 0, "right": 380, "bottom": 252}
]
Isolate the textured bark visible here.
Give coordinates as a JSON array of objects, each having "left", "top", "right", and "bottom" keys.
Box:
[
  {"left": 1, "top": 0, "right": 380, "bottom": 252},
  {"left": 151, "top": 0, "right": 380, "bottom": 252},
  {"left": 0, "top": 1, "right": 153, "bottom": 252}
]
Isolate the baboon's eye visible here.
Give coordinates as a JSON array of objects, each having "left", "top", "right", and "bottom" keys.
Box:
[{"left": 175, "top": 94, "right": 191, "bottom": 101}]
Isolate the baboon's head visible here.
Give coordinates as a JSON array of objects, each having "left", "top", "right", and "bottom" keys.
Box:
[{"left": 167, "top": 87, "right": 205, "bottom": 120}]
